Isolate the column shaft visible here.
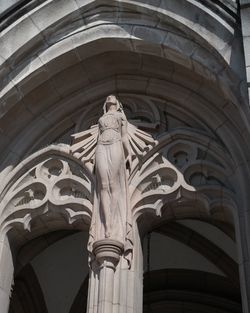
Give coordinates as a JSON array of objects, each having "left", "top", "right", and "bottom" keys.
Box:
[{"left": 98, "top": 262, "right": 115, "bottom": 313}]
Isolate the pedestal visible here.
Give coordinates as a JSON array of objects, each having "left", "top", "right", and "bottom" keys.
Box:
[{"left": 93, "top": 239, "right": 124, "bottom": 313}]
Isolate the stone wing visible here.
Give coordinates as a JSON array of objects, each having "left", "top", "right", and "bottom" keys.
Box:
[
  {"left": 70, "top": 125, "right": 99, "bottom": 170},
  {"left": 70, "top": 122, "right": 156, "bottom": 172},
  {"left": 127, "top": 122, "right": 156, "bottom": 161}
]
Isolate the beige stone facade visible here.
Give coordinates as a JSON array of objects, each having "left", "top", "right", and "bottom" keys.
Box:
[{"left": 0, "top": 1, "right": 250, "bottom": 312}]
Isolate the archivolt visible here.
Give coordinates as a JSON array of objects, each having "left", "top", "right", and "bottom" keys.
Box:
[{"left": 0, "top": 0, "right": 248, "bottom": 168}]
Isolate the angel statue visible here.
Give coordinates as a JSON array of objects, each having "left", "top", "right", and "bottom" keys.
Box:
[{"left": 71, "top": 95, "right": 156, "bottom": 266}]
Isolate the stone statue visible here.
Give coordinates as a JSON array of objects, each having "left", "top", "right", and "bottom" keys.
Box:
[
  {"left": 91, "top": 95, "right": 133, "bottom": 264},
  {"left": 70, "top": 95, "right": 156, "bottom": 266},
  {"left": 95, "top": 95, "right": 132, "bottom": 239},
  {"left": 71, "top": 95, "right": 135, "bottom": 265}
]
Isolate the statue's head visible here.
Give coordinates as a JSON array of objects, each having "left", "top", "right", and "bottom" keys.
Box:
[{"left": 103, "top": 95, "right": 121, "bottom": 113}]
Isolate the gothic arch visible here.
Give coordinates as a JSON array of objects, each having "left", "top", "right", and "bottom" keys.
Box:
[
  {"left": 0, "top": 111, "right": 240, "bottom": 311},
  {"left": 0, "top": 0, "right": 249, "bottom": 179},
  {"left": 0, "top": 1, "right": 249, "bottom": 312}
]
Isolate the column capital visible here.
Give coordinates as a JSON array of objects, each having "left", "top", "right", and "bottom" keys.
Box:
[{"left": 93, "top": 239, "right": 124, "bottom": 269}]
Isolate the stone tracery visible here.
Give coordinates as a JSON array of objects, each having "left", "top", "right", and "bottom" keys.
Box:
[{"left": 0, "top": 147, "right": 93, "bottom": 247}]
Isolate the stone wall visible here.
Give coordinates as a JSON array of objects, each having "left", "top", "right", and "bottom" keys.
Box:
[{"left": 240, "top": 0, "right": 250, "bottom": 104}]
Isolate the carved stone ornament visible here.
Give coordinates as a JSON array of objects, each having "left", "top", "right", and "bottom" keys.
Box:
[{"left": 0, "top": 147, "right": 93, "bottom": 247}]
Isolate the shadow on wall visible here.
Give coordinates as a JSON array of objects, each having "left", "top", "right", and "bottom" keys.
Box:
[{"left": 9, "top": 231, "right": 89, "bottom": 313}]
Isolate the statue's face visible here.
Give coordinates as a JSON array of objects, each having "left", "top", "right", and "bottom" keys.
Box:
[
  {"left": 105, "top": 95, "right": 117, "bottom": 112},
  {"left": 106, "top": 103, "right": 116, "bottom": 111}
]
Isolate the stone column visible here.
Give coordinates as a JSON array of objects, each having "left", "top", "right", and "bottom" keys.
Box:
[
  {"left": 93, "top": 239, "right": 124, "bottom": 313},
  {"left": 0, "top": 234, "right": 14, "bottom": 313},
  {"left": 87, "top": 226, "right": 143, "bottom": 313}
]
